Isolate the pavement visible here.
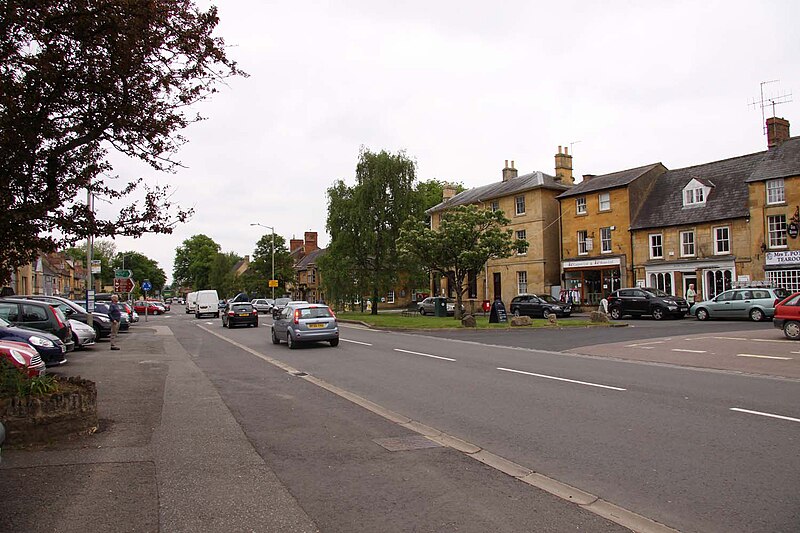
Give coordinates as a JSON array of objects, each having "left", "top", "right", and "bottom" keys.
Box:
[{"left": 1, "top": 319, "right": 640, "bottom": 533}]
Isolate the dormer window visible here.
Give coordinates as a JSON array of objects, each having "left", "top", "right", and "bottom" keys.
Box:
[{"left": 682, "top": 178, "right": 712, "bottom": 208}]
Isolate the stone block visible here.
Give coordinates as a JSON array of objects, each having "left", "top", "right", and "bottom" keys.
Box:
[{"left": 510, "top": 315, "right": 531, "bottom": 327}]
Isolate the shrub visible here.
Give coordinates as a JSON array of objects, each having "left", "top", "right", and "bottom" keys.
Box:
[{"left": 0, "top": 359, "right": 58, "bottom": 398}]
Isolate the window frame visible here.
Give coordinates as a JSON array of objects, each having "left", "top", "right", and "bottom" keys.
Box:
[
  {"left": 680, "top": 230, "right": 695, "bottom": 257},
  {"left": 766, "top": 178, "right": 785, "bottom": 205},
  {"left": 516, "top": 229, "right": 527, "bottom": 255},
  {"left": 598, "top": 192, "right": 611, "bottom": 211},
  {"left": 649, "top": 233, "right": 664, "bottom": 259},
  {"left": 768, "top": 214, "right": 788, "bottom": 249},
  {"left": 577, "top": 230, "right": 588, "bottom": 256},
  {"left": 514, "top": 195, "right": 526, "bottom": 216},
  {"left": 517, "top": 271, "right": 528, "bottom": 294},
  {"left": 600, "top": 227, "right": 612, "bottom": 253},
  {"left": 490, "top": 200, "right": 500, "bottom": 212},
  {"left": 713, "top": 226, "right": 730, "bottom": 255},
  {"left": 576, "top": 197, "right": 587, "bottom": 215}
]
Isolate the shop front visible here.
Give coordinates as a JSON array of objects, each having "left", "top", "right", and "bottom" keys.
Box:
[
  {"left": 643, "top": 258, "right": 736, "bottom": 301},
  {"left": 764, "top": 251, "right": 800, "bottom": 292},
  {"left": 561, "top": 257, "right": 623, "bottom": 306}
]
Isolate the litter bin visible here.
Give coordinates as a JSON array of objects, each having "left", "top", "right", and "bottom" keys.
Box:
[{"left": 433, "top": 297, "right": 448, "bottom": 317}]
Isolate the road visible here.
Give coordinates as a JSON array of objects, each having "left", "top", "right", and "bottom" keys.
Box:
[{"left": 167, "top": 312, "right": 800, "bottom": 533}]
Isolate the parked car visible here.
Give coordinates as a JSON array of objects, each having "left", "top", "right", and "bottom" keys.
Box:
[
  {"left": 0, "top": 316, "right": 68, "bottom": 366},
  {"left": 271, "top": 297, "right": 292, "bottom": 318},
  {"left": 16, "top": 294, "right": 114, "bottom": 338},
  {"left": 271, "top": 303, "right": 339, "bottom": 348},
  {"left": 0, "top": 298, "right": 75, "bottom": 352},
  {"left": 251, "top": 299, "right": 272, "bottom": 314},
  {"left": 0, "top": 340, "right": 46, "bottom": 377},
  {"left": 133, "top": 300, "right": 162, "bottom": 315},
  {"left": 68, "top": 318, "right": 97, "bottom": 349},
  {"left": 606, "top": 288, "right": 689, "bottom": 320},
  {"left": 417, "top": 297, "right": 464, "bottom": 316},
  {"left": 222, "top": 302, "right": 259, "bottom": 328},
  {"left": 691, "top": 287, "right": 790, "bottom": 322},
  {"left": 510, "top": 294, "right": 572, "bottom": 318},
  {"left": 121, "top": 303, "right": 139, "bottom": 323},
  {"left": 773, "top": 292, "right": 800, "bottom": 339},
  {"left": 93, "top": 302, "right": 131, "bottom": 330}
]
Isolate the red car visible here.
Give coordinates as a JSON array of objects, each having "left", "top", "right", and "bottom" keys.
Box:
[
  {"left": 773, "top": 292, "right": 800, "bottom": 339},
  {"left": 133, "top": 300, "right": 162, "bottom": 315},
  {"left": 0, "top": 340, "right": 46, "bottom": 377}
]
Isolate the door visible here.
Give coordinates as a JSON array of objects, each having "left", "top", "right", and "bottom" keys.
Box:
[
  {"left": 683, "top": 275, "right": 697, "bottom": 303},
  {"left": 493, "top": 273, "right": 502, "bottom": 301},
  {"left": 711, "top": 290, "right": 735, "bottom": 317}
]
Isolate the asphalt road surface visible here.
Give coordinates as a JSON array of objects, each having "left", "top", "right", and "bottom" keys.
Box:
[{"left": 169, "top": 312, "right": 800, "bottom": 533}]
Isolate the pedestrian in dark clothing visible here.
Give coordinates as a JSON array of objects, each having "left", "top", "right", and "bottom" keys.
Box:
[{"left": 109, "top": 294, "right": 122, "bottom": 350}]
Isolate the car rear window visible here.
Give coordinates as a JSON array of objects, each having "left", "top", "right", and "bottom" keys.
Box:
[
  {"left": 297, "top": 307, "right": 333, "bottom": 319},
  {"left": 231, "top": 303, "right": 253, "bottom": 312},
  {"left": 774, "top": 288, "right": 790, "bottom": 299}
]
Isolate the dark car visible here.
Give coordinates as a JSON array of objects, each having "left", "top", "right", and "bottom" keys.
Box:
[
  {"left": 17, "top": 294, "right": 113, "bottom": 338},
  {"left": 271, "top": 297, "right": 292, "bottom": 319},
  {"left": 271, "top": 303, "right": 339, "bottom": 348},
  {"left": 222, "top": 302, "right": 259, "bottom": 328},
  {"left": 93, "top": 302, "right": 131, "bottom": 330},
  {"left": 0, "top": 316, "right": 68, "bottom": 366},
  {"left": 510, "top": 294, "right": 572, "bottom": 319},
  {"left": 0, "top": 298, "right": 75, "bottom": 352},
  {"left": 606, "top": 288, "right": 689, "bottom": 320}
]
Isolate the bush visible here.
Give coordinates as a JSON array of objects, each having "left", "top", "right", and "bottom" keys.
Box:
[{"left": 0, "top": 359, "right": 58, "bottom": 398}]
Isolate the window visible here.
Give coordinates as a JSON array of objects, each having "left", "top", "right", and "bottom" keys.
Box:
[
  {"left": 598, "top": 192, "right": 611, "bottom": 211},
  {"left": 517, "top": 271, "right": 528, "bottom": 294},
  {"left": 684, "top": 188, "right": 704, "bottom": 205},
  {"left": 768, "top": 214, "right": 787, "bottom": 248},
  {"left": 649, "top": 273, "right": 672, "bottom": 294},
  {"left": 576, "top": 197, "right": 587, "bottom": 214},
  {"left": 600, "top": 227, "right": 612, "bottom": 253},
  {"left": 714, "top": 226, "right": 730, "bottom": 254},
  {"left": 706, "top": 269, "right": 733, "bottom": 299},
  {"left": 387, "top": 290, "right": 395, "bottom": 304},
  {"left": 515, "top": 195, "right": 525, "bottom": 215},
  {"left": 649, "top": 234, "right": 663, "bottom": 259},
  {"left": 516, "top": 229, "right": 527, "bottom": 254},
  {"left": 681, "top": 231, "right": 695, "bottom": 257},
  {"left": 766, "top": 178, "right": 785, "bottom": 204},
  {"left": 577, "top": 230, "right": 588, "bottom": 255},
  {"left": 767, "top": 270, "right": 800, "bottom": 293},
  {"left": 491, "top": 200, "right": 500, "bottom": 212}
]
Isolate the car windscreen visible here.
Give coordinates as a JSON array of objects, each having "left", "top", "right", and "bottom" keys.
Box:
[
  {"left": 231, "top": 304, "right": 253, "bottom": 312},
  {"left": 538, "top": 294, "right": 559, "bottom": 303},
  {"left": 297, "top": 307, "right": 333, "bottom": 319},
  {"left": 644, "top": 288, "right": 669, "bottom": 297},
  {"left": 0, "top": 317, "right": 9, "bottom": 327},
  {"left": 275, "top": 298, "right": 291, "bottom": 306}
]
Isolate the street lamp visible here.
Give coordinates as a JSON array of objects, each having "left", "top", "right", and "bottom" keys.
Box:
[{"left": 250, "top": 223, "right": 275, "bottom": 299}]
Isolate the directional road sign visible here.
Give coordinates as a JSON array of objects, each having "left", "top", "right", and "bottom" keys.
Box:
[
  {"left": 114, "top": 278, "right": 135, "bottom": 293},
  {"left": 115, "top": 269, "right": 132, "bottom": 278},
  {"left": 141, "top": 280, "right": 152, "bottom": 292}
]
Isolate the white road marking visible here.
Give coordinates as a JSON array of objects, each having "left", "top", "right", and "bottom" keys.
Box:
[
  {"left": 342, "top": 338, "right": 372, "bottom": 346},
  {"left": 625, "top": 341, "right": 666, "bottom": 347},
  {"left": 497, "top": 367, "right": 626, "bottom": 391},
  {"left": 394, "top": 348, "right": 455, "bottom": 362},
  {"left": 711, "top": 336, "right": 749, "bottom": 341},
  {"left": 628, "top": 346, "right": 655, "bottom": 350},
  {"left": 736, "top": 354, "right": 792, "bottom": 360},
  {"left": 730, "top": 408, "right": 800, "bottom": 424},
  {"left": 206, "top": 322, "right": 215, "bottom": 325},
  {"left": 671, "top": 349, "right": 707, "bottom": 354}
]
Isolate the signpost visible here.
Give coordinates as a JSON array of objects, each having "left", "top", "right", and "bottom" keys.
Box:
[
  {"left": 113, "top": 278, "right": 136, "bottom": 293},
  {"left": 115, "top": 269, "right": 132, "bottom": 278},
  {"left": 142, "top": 280, "right": 152, "bottom": 322}
]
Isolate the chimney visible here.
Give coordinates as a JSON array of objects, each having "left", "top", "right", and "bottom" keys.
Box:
[
  {"left": 554, "top": 145, "right": 574, "bottom": 184},
  {"left": 304, "top": 231, "right": 318, "bottom": 253},
  {"left": 767, "top": 117, "right": 790, "bottom": 148},
  {"left": 502, "top": 160, "right": 517, "bottom": 182},
  {"left": 442, "top": 182, "right": 457, "bottom": 201},
  {"left": 290, "top": 238, "right": 303, "bottom": 253},
  {"left": 582, "top": 174, "right": 596, "bottom": 183}
]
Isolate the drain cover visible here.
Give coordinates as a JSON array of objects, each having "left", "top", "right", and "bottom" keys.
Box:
[{"left": 373, "top": 435, "right": 443, "bottom": 452}]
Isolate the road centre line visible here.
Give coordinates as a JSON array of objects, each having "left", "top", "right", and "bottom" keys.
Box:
[
  {"left": 394, "top": 348, "right": 455, "bottom": 362},
  {"left": 625, "top": 341, "right": 666, "bottom": 347},
  {"left": 671, "top": 349, "right": 707, "bottom": 354},
  {"left": 497, "top": 367, "right": 627, "bottom": 391},
  {"left": 730, "top": 407, "right": 800, "bottom": 423},
  {"left": 341, "top": 338, "right": 372, "bottom": 346},
  {"left": 736, "top": 354, "right": 792, "bottom": 360}
]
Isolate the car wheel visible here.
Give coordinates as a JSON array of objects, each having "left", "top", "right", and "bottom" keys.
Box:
[
  {"left": 609, "top": 307, "right": 623, "bottom": 320},
  {"left": 72, "top": 333, "right": 80, "bottom": 348},
  {"left": 215, "top": 312, "right": 219, "bottom": 318},
  {"left": 271, "top": 328, "right": 280, "bottom": 344},
  {"left": 195, "top": 313, "right": 200, "bottom": 319},
  {"left": 513, "top": 309, "right": 520, "bottom": 317},
  {"left": 330, "top": 338, "right": 339, "bottom": 347},
  {"left": 542, "top": 309, "right": 553, "bottom": 320},
  {"left": 253, "top": 322, "right": 258, "bottom": 328},
  {"left": 418, "top": 307, "right": 425, "bottom": 315},
  {"left": 652, "top": 307, "right": 665, "bottom": 320},
  {"left": 783, "top": 321, "right": 800, "bottom": 340},
  {"left": 287, "top": 332, "right": 296, "bottom": 349},
  {"left": 696, "top": 308, "right": 709, "bottom": 321},
  {"left": 749, "top": 308, "right": 765, "bottom": 322}
]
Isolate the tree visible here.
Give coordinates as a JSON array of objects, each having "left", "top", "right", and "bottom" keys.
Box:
[
  {"left": 173, "top": 234, "right": 220, "bottom": 290},
  {"left": 209, "top": 252, "right": 241, "bottom": 298},
  {"left": 398, "top": 205, "right": 527, "bottom": 320},
  {"left": 112, "top": 251, "right": 166, "bottom": 296},
  {"left": 65, "top": 239, "right": 117, "bottom": 286},
  {"left": 0, "top": 0, "right": 245, "bottom": 283},
  {"left": 324, "top": 149, "right": 418, "bottom": 314},
  {"left": 249, "top": 233, "right": 295, "bottom": 295}
]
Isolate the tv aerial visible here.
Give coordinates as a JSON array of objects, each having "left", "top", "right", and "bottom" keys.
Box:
[{"left": 749, "top": 80, "right": 792, "bottom": 135}]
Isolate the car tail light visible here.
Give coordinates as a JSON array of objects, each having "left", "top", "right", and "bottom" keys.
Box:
[
  {"left": 775, "top": 298, "right": 781, "bottom": 307},
  {"left": 294, "top": 309, "right": 301, "bottom": 324},
  {"left": 51, "top": 306, "right": 66, "bottom": 328},
  {"left": 328, "top": 306, "right": 336, "bottom": 319},
  {"left": 252, "top": 310, "right": 257, "bottom": 315},
  {"left": 228, "top": 311, "right": 235, "bottom": 316}
]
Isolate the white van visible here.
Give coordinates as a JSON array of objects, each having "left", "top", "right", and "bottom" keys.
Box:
[
  {"left": 185, "top": 292, "right": 198, "bottom": 314},
  {"left": 195, "top": 289, "right": 220, "bottom": 318}
]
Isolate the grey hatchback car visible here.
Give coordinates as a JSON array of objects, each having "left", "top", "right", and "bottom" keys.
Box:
[
  {"left": 271, "top": 303, "right": 339, "bottom": 348},
  {"left": 691, "top": 287, "right": 790, "bottom": 321}
]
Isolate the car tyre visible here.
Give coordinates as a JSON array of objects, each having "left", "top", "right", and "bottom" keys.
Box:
[
  {"left": 542, "top": 309, "right": 553, "bottom": 320},
  {"left": 271, "top": 328, "right": 280, "bottom": 344},
  {"left": 784, "top": 321, "right": 800, "bottom": 340},
  {"left": 253, "top": 322, "right": 258, "bottom": 328},
  {"left": 749, "top": 308, "right": 765, "bottom": 322},
  {"left": 330, "top": 338, "right": 339, "bottom": 347},
  {"left": 513, "top": 309, "right": 521, "bottom": 317},
  {"left": 609, "top": 307, "right": 623, "bottom": 320},
  {"left": 418, "top": 307, "right": 426, "bottom": 315},
  {"left": 195, "top": 313, "right": 200, "bottom": 319},
  {"left": 652, "top": 307, "right": 665, "bottom": 320},
  {"left": 287, "top": 332, "right": 296, "bottom": 350},
  {"left": 696, "top": 308, "right": 709, "bottom": 321}
]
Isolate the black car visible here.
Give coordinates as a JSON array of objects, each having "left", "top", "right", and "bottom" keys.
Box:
[
  {"left": 17, "top": 294, "right": 113, "bottom": 338},
  {"left": 0, "top": 298, "right": 74, "bottom": 354},
  {"left": 222, "top": 302, "right": 259, "bottom": 328},
  {"left": 271, "top": 297, "right": 292, "bottom": 319},
  {"left": 606, "top": 287, "right": 689, "bottom": 320},
  {"left": 0, "top": 316, "right": 68, "bottom": 366},
  {"left": 510, "top": 294, "right": 572, "bottom": 318},
  {"left": 92, "top": 302, "right": 131, "bottom": 331}
]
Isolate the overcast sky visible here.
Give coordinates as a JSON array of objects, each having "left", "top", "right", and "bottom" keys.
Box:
[{"left": 101, "top": 0, "right": 800, "bottom": 285}]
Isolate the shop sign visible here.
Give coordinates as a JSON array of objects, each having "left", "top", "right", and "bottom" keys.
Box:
[
  {"left": 789, "top": 222, "right": 799, "bottom": 239},
  {"left": 765, "top": 250, "right": 800, "bottom": 266},
  {"left": 563, "top": 257, "right": 620, "bottom": 269}
]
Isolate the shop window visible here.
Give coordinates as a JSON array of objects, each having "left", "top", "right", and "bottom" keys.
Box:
[
  {"left": 515, "top": 195, "right": 526, "bottom": 215},
  {"left": 600, "top": 227, "right": 612, "bottom": 253},
  {"left": 766, "top": 178, "right": 785, "bottom": 205},
  {"left": 516, "top": 229, "right": 527, "bottom": 255},
  {"left": 714, "top": 226, "right": 730, "bottom": 254},
  {"left": 681, "top": 231, "right": 695, "bottom": 257},
  {"left": 767, "top": 270, "right": 800, "bottom": 293},
  {"left": 649, "top": 272, "right": 672, "bottom": 294},
  {"left": 576, "top": 197, "right": 587, "bottom": 214},
  {"left": 517, "top": 271, "right": 528, "bottom": 294},
  {"left": 578, "top": 230, "right": 588, "bottom": 255},
  {"left": 768, "top": 214, "right": 787, "bottom": 248},
  {"left": 705, "top": 269, "right": 733, "bottom": 299},
  {"left": 649, "top": 234, "right": 663, "bottom": 259},
  {"left": 598, "top": 192, "right": 611, "bottom": 211}
]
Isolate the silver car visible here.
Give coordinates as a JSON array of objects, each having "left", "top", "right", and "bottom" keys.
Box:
[
  {"left": 69, "top": 318, "right": 97, "bottom": 349},
  {"left": 271, "top": 303, "right": 339, "bottom": 348},
  {"left": 691, "top": 287, "right": 791, "bottom": 321},
  {"left": 251, "top": 299, "right": 272, "bottom": 314}
]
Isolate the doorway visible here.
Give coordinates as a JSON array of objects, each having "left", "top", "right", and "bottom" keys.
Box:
[
  {"left": 493, "top": 273, "right": 502, "bottom": 300},
  {"left": 683, "top": 274, "right": 697, "bottom": 302}
]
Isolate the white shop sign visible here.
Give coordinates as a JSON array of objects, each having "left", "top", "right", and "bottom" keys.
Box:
[
  {"left": 563, "top": 257, "right": 621, "bottom": 269},
  {"left": 765, "top": 251, "right": 800, "bottom": 266}
]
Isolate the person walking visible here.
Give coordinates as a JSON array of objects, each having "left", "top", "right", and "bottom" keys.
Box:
[
  {"left": 109, "top": 294, "right": 122, "bottom": 351},
  {"left": 686, "top": 283, "right": 697, "bottom": 304}
]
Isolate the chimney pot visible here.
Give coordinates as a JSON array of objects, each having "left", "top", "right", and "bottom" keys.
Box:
[
  {"left": 558, "top": 145, "right": 562, "bottom": 154},
  {"left": 565, "top": 147, "right": 569, "bottom": 155},
  {"left": 505, "top": 159, "right": 509, "bottom": 167},
  {"left": 502, "top": 160, "right": 518, "bottom": 182},
  {"left": 511, "top": 160, "right": 515, "bottom": 169}
]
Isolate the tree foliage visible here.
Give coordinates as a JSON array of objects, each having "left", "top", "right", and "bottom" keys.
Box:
[
  {"left": 0, "top": 0, "right": 245, "bottom": 283},
  {"left": 172, "top": 234, "right": 220, "bottom": 290},
  {"left": 111, "top": 251, "right": 166, "bottom": 296},
  {"left": 248, "top": 233, "right": 295, "bottom": 295},
  {"left": 399, "top": 205, "right": 527, "bottom": 319}
]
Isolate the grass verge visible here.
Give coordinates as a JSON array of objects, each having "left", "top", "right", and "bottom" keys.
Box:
[{"left": 337, "top": 312, "right": 600, "bottom": 329}]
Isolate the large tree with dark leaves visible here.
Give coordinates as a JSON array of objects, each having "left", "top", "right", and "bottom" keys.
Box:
[{"left": 0, "top": 0, "right": 245, "bottom": 282}]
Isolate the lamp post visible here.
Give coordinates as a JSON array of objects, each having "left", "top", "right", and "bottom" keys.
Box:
[{"left": 250, "top": 223, "right": 275, "bottom": 299}]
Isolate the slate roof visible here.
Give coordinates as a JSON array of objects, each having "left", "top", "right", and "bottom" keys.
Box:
[
  {"left": 745, "top": 136, "right": 800, "bottom": 182},
  {"left": 556, "top": 163, "right": 663, "bottom": 199},
  {"left": 295, "top": 248, "right": 327, "bottom": 269},
  {"left": 427, "top": 171, "right": 571, "bottom": 214},
  {"left": 631, "top": 151, "right": 765, "bottom": 230}
]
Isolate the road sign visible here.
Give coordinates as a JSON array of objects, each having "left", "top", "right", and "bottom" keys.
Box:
[
  {"left": 141, "top": 280, "right": 152, "bottom": 292},
  {"left": 114, "top": 278, "right": 135, "bottom": 293},
  {"left": 268, "top": 279, "right": 279, "bottom": 288},
  {"left": 115, "top": 269, "right": 132, "bottom": 278},
  {"left": 91, "top": 259, "right": 102, "bottom": 274}
]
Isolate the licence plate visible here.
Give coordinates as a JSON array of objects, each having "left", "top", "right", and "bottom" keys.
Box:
[
  {"left": 239, "top": 313, "right": 250, "bottom": 317},
  {"left": 680, "top": 307, "right": 688, "bottom": 311},
  {"left": 308, "top": 323, "right": 325, "bottom": 329}
]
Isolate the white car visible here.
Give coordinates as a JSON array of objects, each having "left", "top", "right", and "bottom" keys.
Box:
[
  {"left": 69, "top": 319, "right": 97, "bottom": 349},
  {"left": 251, "top": 299, "right": 272, "bottom": 313}
]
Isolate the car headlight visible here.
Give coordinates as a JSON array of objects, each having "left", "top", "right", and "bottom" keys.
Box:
[
  {"left": 10, "top": 350, "right": 27, "bottom": 365},
  {"left": 95, "top": 315, "right": 110, "bottom": 323},
  {"left": 28, "top": 336, "right": 55, "bottom": 348}
]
